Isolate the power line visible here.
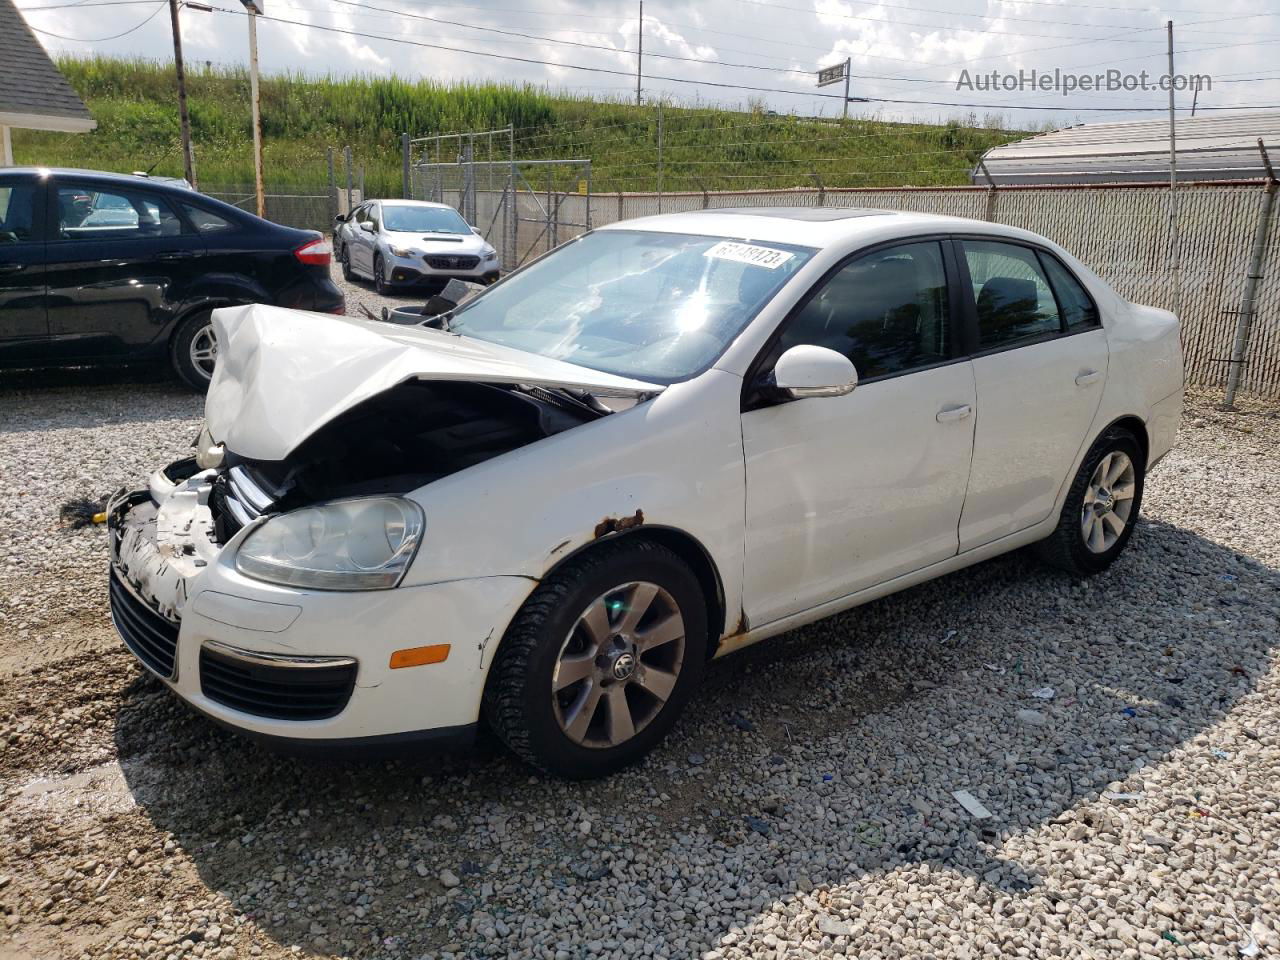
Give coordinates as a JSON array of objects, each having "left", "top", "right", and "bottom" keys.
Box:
[
  {"left": 25, "top": 0, "right": 167, "bottom": 39},
  {"left": 209, "top": 6, "right": 1280, "bottom": 115}
]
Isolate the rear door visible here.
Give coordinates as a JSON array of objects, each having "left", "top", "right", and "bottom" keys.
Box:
[
  {"left": 43, "top": 179, "right": 206, "bottom": 360},
  {"left": 955, "top": 238, "right": 1108, "bottom": 550},
  {"left": 0, "top": 173, "right": 49, "bottom": 365}
]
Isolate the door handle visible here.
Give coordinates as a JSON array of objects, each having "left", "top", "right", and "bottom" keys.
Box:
[
  {"left": 936, "top": 404, "right": 973, "bottom": 423},
  {"left": 0, "top": 262, "right": 24, "bottom": 274},
  {"left": 157, "top": 250, "right": 195, "bottom": 261},
  {"left": 1075, "top": 370, "right": 1102, "bottom": 386}
]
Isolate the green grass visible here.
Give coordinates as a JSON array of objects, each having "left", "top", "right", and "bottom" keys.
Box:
[{"left": 13, "top": 57, "right": 1023, "bottom": 196}]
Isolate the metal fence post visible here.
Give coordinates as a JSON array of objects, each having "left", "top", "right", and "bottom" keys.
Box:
[
  {"left": 326, "top": 147, "right": 337, "bottom": 225},
  {"left": 1224, "top": 140, "right": 1278, "bottom": 407},
  {"left": 656, "top": 102, "right": 664, "bottom": 214},
  {"left": 401, "top": 132, "right": 411, "bottom": 199},
  {"left": 508, "top": 126, "right": 517, "bottom": 272},
  {"left": 585, "top": 160, "right": 592, "bottom": 230},
  {"left": 809, "top": 169, "right": 825, "bottom": 207},
  {"left": 979, "top": 159, "right": 998, "bottom": 222},
  {"left": 343, "top": 145, "right": 353, "bottom": 214}
]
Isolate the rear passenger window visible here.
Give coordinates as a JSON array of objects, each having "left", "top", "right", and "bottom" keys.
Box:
[
  {"left": 961, "top": 240, "right": 1061, "bottom": 349},
  {"left": 1039, "top": 253, "right": 1100, "bottom": 332},
  {"left": 182, "top": 203, "right": 236, "bottom": 234},
  {"left": 779, "top": 241, "right": 951, "bottom": 380},
  {"left": 0, "top": 184, "right": 38, "bottom": 244},
  {"left": 56, "top": 186, "right": 184, "bottom": 240}
]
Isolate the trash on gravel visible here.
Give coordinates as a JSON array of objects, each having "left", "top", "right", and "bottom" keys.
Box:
[
  {"left": 1031, "top": 686, "right": 1056, "bottom": 699},
  {"left": 982, "top": 662, "right": 1006, "bottom": 674},
  {"left": 58, "top": 497, "right": 108, "bottom": 528},
  {"left": 1016, "top": 708, "right": 1048, "bottom": 726},
  {"left": 1103, "top": 791, "right": 1144, "bottom": 802},
  {"left": 1122, "top": 706, "right": 1138, "bottom": 718},
  {"left": 1212, "top": 748, "right": 1232, "bottom": 760},
  {"left": 688, "top": 753, "right": 706, "bottom": 766},
  {"left": 744, "top": 815, "right": 772, "bottom": 837},
  {"left": 952, "top": 789, "right": 994, "bottom": 820}
]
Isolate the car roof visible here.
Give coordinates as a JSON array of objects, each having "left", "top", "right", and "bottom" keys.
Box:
[
  {"left": 377, "top": 199, "right": 459, "bottom": 210},
  {"left": 1, "top": 166, "right": 199, "bottom": 197},
  {"left": 597, "top": 206, "right": 1051, "bottom": 249}
]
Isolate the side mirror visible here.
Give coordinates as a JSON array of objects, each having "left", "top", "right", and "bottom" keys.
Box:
[
  {"left": 333, "top": 213, "right": 347, "bottom": 224},
  {"left": 770, "top": 344, "right": 858, "bottom": 399},
  {"left": 472, "top": 226, "right": 483, "bottom": 236},
  {"left": 359, "top": 220, "right": 375, "bottom": 233}
]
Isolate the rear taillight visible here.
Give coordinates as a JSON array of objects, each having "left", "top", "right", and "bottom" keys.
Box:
[
  {"left": 294, "top": 237, "right": 332, "bottom": 266},
  {"left": 328, "top": 302, "right": 346, "bottom": 315}
]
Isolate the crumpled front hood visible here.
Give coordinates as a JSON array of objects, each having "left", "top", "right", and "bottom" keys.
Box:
[{"left": 204, "top": 304, "right": 663, "bottom": 462}]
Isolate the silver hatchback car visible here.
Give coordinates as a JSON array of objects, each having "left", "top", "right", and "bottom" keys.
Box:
[{"left": 335, "top": 199, "right": 500, "bottom": 294}]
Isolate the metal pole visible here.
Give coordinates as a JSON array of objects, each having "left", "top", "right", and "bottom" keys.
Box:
[
  {"left": 979, "top": 158, "right": 998, "bottom": 222},
  {"left": 0, "top": 126, "right": 11, "bottom": 167},
  {"left": 1167, "top": 20, "right": 1182, "bottom": 320},
  {"left": 326, "top": 146, "right": 336, "bottom": 223},
  {"left": 636, "top": 0, "right": 643, "bottom": 106},
  {"left": 401, "top": 132, "right": 411, "bottom": 199},
  {"left": 247, "top": 8, "right": 265, "bottom": 218},
  {"left": 585, "top": 160, "right": 592, "bottom": 230},
  {"left": 1224, "top": 140, "right": 1277, "bottom": 407},
  {"left": 344, "top": 145, "right": 352, "bottom": 214},
  {"left": 842, "top": 57, "right": 851, "bottom": 121},
  {"left": 169, "top": 0, "right": 197, "bottom": 188},
  {"left": 508, "top": 125, "right": 516, "bottom": 274},
  {"left": 656, "top": 102, "right": 663, "bottom": 214}
]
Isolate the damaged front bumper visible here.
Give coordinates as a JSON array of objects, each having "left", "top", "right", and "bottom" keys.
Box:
[{"left": 106, "top": 460, "right": 535, "bottom": 753}]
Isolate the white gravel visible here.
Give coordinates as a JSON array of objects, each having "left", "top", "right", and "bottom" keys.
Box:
[{"left": 1, "top": 364, "right": 1278, "bottom": 960}]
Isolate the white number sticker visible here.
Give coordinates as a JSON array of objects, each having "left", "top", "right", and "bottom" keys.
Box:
[{"left": 704, "top": 241, "right": 794, "bottom": 270}]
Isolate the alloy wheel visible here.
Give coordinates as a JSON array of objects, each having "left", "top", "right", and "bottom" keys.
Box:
[
  {"left": 188, "top": 323, "right": 217, "bottom": 381},
  {"left": 551, "top": 581, "right": 686, "bottom": 748},
  {"left": 1081, "top": 450, "right": 1136, "bottom": 553}
]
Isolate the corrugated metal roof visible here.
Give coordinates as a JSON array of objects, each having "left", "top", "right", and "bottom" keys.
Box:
[
  {"left": 0, "top": 0, "right": 94, "bottom": 128},
  {"left": 974, "top": 112, "right": 1280, "bottom": 186}
]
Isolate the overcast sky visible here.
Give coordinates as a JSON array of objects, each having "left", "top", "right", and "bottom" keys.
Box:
[{"left": 18, "top": 0, "right": 1280, "bottom": 128}]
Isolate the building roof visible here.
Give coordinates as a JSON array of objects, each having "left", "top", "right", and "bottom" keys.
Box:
[
  {"left": 974, "top": 112, "right": 1280, "bottom": 186},
  {"left": 0, "top": 0, "right": 95, "bottom": 132}
]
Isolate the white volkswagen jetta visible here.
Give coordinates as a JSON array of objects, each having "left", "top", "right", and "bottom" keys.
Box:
[{"left": 108, "top": 208, "right": 1183, "bottom": 778}]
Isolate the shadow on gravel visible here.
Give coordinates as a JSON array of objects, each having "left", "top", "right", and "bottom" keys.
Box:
[{"left": 112, "top": 517, "right": 1279, "bottom": 956}]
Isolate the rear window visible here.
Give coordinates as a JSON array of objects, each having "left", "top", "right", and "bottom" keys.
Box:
[{"left": 182, "top": 203, "right": 237, "bottom": 234}]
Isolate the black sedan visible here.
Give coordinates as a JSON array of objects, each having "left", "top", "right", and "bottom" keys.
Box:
[{"left": 0, "top": 168, "right": 343, "bottom": 389}]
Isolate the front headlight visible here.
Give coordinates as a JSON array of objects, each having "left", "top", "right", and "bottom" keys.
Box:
[
  {"left": 194, "top": 425, "right": 225, "bottom": 470},
  {"left": 235, "top": 497, "right": 424, "bottom": 590},
  {"left": 482, "top": 246, "right": 497, "bottom": 261},
  {"left": 388, "top": 244, "right": 418, "bottom": 257}
]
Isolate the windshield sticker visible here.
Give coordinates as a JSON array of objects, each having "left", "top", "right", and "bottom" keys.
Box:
[{"left": 704, "top": 241, "right": 794, "bottom": 270}]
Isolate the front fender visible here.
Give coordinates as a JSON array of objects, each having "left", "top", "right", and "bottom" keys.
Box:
[{"left": 398, "top": 369, "right": 748, "bottom": 636}]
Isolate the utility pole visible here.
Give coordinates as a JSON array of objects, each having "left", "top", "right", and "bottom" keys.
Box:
[
  {"left": 842, "top": 56, "right": 851, "bottom": 121},
  {"left": 242, "top": 0, "right": 266, "bottom": 218},
  {"left": 1166, "top": 20, "right": 1181, "bottom": 319},
  {"left": 168, "top": 0, "right": 197, "bottom": 187},
  {"left": 636, "top": 0, "right": 643, "bottom": 106}
]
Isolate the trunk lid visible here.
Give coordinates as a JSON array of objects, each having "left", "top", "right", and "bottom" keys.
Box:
[{"left": 205, "top": 303, "right": 664, "bottom": 461}]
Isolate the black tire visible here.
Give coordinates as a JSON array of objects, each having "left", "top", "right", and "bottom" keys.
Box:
[
  {"left": 373, "top": 254, "right": 388, "bottom": 296},
  {"left": 483, "top": 539, "right": 708, "bottom": 779},
  {"left": 340, "top": 244, "right": 353, "bottom": 281},
  {"left": 169, "top": 309, "right": 218, "bottom": 392},
  {"left": 1035, "top": 427, "right": 1145, "bottom": 576}
]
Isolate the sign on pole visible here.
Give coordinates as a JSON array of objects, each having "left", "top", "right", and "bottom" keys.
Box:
[{"left": 816, "top": 62, "right": 847, "bottom": 88}]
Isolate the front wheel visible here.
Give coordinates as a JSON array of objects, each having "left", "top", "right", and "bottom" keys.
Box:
[
  {"left": 484, "top": 540, "right": 707, "bottom": 779},
  {"left": 170, "top": 310, "right": 218, "bottom": 391},
  {"left": 1036, "top": 428, "right": 1145, "bottom": 575},
  {"left": 373, "top": 254, "right": 388, "bottom": 296},
  {"left": 339, "top": 243, "right": 353, "bottom": 281}
]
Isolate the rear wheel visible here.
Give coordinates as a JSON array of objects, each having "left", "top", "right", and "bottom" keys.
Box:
[
  {"left": 484, "top": 540, "right": 707, "bottom": 779},
  {"left": 170, "top": 310, "right": 218, "bottom": 391},
  {"left": 1036, "top": 428, "right": 1145, "bottom": 575}
]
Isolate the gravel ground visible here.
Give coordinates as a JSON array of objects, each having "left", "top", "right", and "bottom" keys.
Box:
[{"left": 1, "top": 342, "right": 1278, "bottom": 960}]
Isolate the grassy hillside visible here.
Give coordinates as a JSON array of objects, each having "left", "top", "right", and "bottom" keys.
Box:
[{"left": 13, "top": 57, "right": 1022, "bottom": 196}]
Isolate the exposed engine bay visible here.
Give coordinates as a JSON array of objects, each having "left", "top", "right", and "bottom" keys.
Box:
[{"left": 208, "top": 379, "right": 602, "bottom": 543}]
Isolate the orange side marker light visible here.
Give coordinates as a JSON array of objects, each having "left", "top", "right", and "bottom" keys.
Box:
[{"left": 389, "top": 644, "right": 451, "bottom": 669}]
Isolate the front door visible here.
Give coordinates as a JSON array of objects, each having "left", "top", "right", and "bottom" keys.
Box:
[
  {"left": 44, "top": 180, "right": 206, "bottom": 360},
  {"left": 742, "top": 240, "right": 977, "bottom": 626},
  {"left": 0, "top": 175, "right": 48, "bottom": 365},
  {"left": 954, "top": 238, "right": 1109, "bottom": 550}
]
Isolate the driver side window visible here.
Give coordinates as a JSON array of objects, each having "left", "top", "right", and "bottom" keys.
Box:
[{"left": 777, "top": 241, "right": 952, "bottom": 381}]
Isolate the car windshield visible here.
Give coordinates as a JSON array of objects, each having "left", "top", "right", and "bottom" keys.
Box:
[
  {"left": 448, "top": 230, "right": 814, "bottom": 383},
  {"left": 382, "top": 205, "right": 471, "bottom": 234}
]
